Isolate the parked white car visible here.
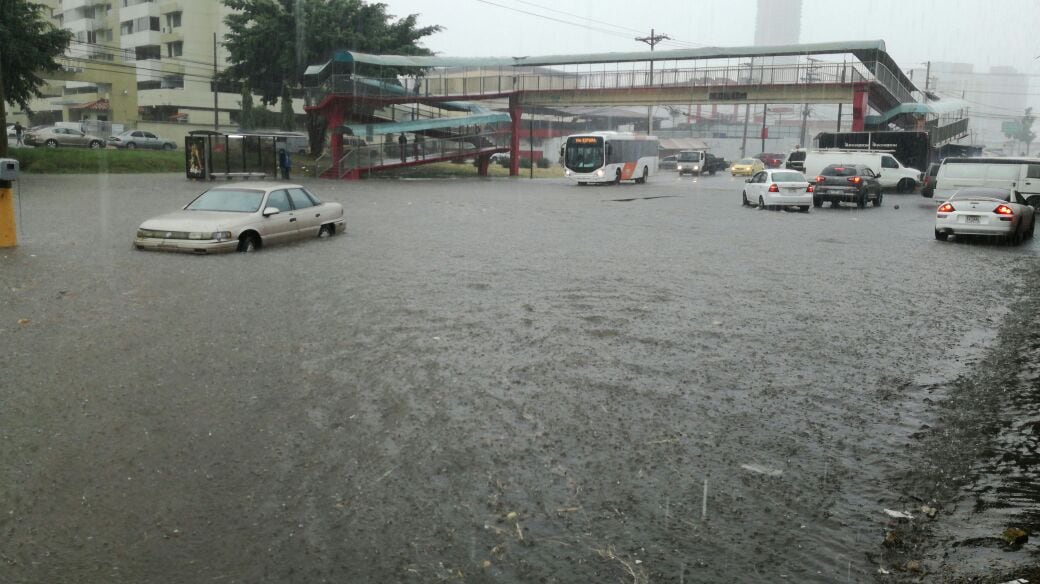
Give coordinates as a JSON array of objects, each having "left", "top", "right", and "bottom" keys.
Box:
[
  {"left": 108, "top": 130, "right": 177, "bottom": 150},
  {"left": 935, "top": 187, "right": 1036, "bottom": 245},
  {"left": 741, "top": 169, "right": 814, "bottom": 212},
  {"left": 803, "top": 150, "right": 921, "bottom": 192}
]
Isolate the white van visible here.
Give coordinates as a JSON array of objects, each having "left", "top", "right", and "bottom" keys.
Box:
[
  {"left": 933, "top": 157, "right": 1040, "bottom": 206},
  {"left": 802, "top": 150, "right": 922, "bottom": 192}
]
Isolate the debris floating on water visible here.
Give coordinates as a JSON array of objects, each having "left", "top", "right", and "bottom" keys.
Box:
[
  {"left": 883, "top": 509, "right": 914, "bottom": 520},
  {"left": 740, "top": 463, "right": 783, "bottom": 477}
]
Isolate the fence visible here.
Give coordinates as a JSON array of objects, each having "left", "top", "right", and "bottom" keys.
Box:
[
  {"left": 335, "top": 128, "right": 511, "bottom": 177},
  {"left": 306, "top": 60, "right": 920, "bottom": 104}
]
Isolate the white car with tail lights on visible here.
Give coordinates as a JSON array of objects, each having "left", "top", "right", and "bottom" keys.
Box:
[
  {"left": 741, "top": 169, "right": 814, "bottom": 212},
  {"left": 934, "top": 187, "right": 1035, "bottom": 245},
  {"left": 134, "top": 182, "right": 345, "bottom": 254}
]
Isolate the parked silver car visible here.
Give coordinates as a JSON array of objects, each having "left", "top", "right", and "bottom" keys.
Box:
[
  {"left": 23, "top": 126, "right": 106, "bottom": 149},
  {"left": 108, "top": 130, "right": 177, "bottom": 150},
  {"left": 134, "top": 182, "right": 346, "bottom": 254}
]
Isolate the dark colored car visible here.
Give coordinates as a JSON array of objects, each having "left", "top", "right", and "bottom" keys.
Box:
[
  {"left": 757, "top": 152, "right": 786, "bottom": 168},
  {"left": 920, "top": 162, "right": 940, "bottom": 198},
  {"left": 813, "top": 163, "right": 883, "bottom": 208},
  {"left": 659, "top": 155, "right": 677, "bottom": 170},
  {"left": 785, "top": 149, "right": 806, "bottom": 172}
]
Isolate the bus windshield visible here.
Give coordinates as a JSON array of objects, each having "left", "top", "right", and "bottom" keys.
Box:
[{"left": 565, "top": 136, "right": 603, "bottom": 172}]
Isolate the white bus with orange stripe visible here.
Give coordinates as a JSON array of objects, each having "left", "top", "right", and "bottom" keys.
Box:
[{"left": 561, "top": 132, "right": 659, "bottom": 185}]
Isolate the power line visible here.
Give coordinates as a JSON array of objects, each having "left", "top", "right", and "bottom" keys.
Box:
[
  {"left": 471, "top": 0, "right": 707, "bottom": 50},
  {"left": 505, "top": 0, "right": 708, "bottom": 49}
]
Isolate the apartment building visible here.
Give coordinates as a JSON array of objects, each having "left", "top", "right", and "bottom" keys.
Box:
[{"left": 24, "top": 0, "right": 297, "bottom": 137}]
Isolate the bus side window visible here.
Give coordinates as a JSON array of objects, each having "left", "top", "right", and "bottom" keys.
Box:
[{"left": 1027, "top": 165, "right": 1040, "bottom": 179}]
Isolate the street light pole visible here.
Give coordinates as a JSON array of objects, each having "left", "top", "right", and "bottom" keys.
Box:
[{"left": 635, "top": 28, "right": 670, "bottom": 134}]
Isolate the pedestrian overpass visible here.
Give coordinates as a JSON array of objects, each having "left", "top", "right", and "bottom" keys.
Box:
[{"left": 304, "top": 40, "right": 966, "bottom": 178}]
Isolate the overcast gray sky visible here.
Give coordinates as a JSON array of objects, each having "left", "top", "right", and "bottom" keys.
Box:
[{"left": 380, "top": 0, "right": 1040, "bottom": 78}]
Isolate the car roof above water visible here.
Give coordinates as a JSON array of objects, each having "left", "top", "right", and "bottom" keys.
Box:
[{"left": 208, "top": 182, "right": 305, "bottom": 191}]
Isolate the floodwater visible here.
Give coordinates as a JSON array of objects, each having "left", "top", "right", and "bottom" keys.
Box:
[{"left": 1, "top": 173, "right": 1038, "bottom": 582}]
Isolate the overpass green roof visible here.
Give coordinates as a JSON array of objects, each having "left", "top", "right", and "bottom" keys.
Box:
[{"left": 325, "top": 40, "right": 891, "bottom": 68}]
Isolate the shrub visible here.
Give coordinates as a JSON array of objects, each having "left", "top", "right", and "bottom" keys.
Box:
[
  {"left": 536, "top": 157, "right": 551, "bottom": 169},
  {"left": 518, "top": 158, "right": 533, "bottom": 169}
]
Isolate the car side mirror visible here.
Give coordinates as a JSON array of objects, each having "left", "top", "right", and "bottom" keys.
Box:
[
  {"left": 262, "top": 207, "right": 280, "bottom": 217},
  {"left": 745, "top": 178, "right": 752, "bottom": 183}
]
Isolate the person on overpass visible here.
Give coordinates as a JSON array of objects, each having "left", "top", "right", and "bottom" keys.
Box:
[{"left": 398, "top": 133, "right": 407, "bottom": 163}]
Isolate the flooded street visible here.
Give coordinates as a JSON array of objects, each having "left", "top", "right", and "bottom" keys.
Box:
[{"left": 2, "top": 173, "right": 1039, "bottom": 582}]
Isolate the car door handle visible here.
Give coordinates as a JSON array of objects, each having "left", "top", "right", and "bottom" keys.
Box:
[
  {"left": 289, "top": 217, "right": 297, "bottom": 222},
  {"left": 314, "top": 213, "right": 321, "bottom": 217}
]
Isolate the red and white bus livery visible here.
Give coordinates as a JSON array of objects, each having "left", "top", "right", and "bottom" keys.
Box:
[{"left": 562, "top": 132, "right": 659, "bottom": 185}]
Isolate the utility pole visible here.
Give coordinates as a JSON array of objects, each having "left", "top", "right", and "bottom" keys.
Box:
[
  {"left": 213, "top": 33, "right": 219, "bottom": 131},
  {"left": 924, "top": 60, "right": 931, "bottom": 93},
  {"left": 800, "top": 57, "right": 819, "bottom": 147},
  {"left": 635, "top": 28, "right": 670, "bottom": 134},
  {"left": 740, "top": 103, "right": 751, "bottom": 157},
  {"left": 760, "top": 104, "right": 768, "bottom": 153}
]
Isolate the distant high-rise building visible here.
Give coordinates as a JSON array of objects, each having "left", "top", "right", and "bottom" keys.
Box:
[
  {"left": 907, "top": 62, "right": 1030, "bottom": 150},
  {"left": 754, "top": 0, "right": 802, "bottom": 47}
]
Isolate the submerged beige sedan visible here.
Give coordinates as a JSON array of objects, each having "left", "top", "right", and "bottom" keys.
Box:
[{"left": 134, "top": 182, "right": 345, "bottom": 254}]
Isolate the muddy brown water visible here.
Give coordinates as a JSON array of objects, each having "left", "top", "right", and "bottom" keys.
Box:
[{"left": 1, "top": 174, "right": 1038, "bottom": 582}]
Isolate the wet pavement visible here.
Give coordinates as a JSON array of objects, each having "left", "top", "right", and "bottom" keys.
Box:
[{"left": 2, "top": 172, "right": 1039, "bottom": 583}]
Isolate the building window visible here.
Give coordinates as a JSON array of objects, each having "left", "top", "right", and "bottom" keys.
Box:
[
  {"left": 167, "top": 41, "right": 183, "bottom": 58},
  {"left": 161, "top": 75, "right": 184, "bottom": 90},
  {"left": 166, "top": 12, "right": 181, "bottom": 29},
  {"left": 120, "top": 20, "right": 133, "bottom": 35},
  {"left": 135, "top": 45, "right": 161, "bottom": 60}
]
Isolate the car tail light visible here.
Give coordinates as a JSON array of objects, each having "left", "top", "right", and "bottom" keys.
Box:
[
  {"left": 994, "top": 204, "right": 1013, "bottom": 216},
  {"left": 816, "top": 176, "right": 825, "bottom": 183},
  {"left": 805, "top": 184, "right": 814, "bottom": 193},
  {"left": 937, "top": 203, "right": 955, "bottom": 213},
  {"left": 848, "top": 176, "right": 862, "bottom": 185},
  {"left": 768, "top": 183, "right": 779, "bottom": 193}
]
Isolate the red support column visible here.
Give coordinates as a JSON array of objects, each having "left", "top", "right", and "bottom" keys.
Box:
[
  {"left": 851, "top": 84, "right": 868, "bottom": 132},
  {"left": 328, "top": 104, "right": 344, "bottom": 176},
  {"left": 509, "top": 104, "right": 522, "bottom": 177},
  {"left": 477, "top": 154, "right": 490, "bottom": 177}
]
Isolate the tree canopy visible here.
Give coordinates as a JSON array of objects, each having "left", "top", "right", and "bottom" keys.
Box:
[
  {"left": 0, "top": 0, "right": 72, "bottom": 156},
  {"left": 221, "top": 0, "right": 442, "bottom": 105}
]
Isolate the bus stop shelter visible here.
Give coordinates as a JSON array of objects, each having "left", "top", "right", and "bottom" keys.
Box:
[{"left": 185, "top": 131, "right": 304, "bottom": 180}]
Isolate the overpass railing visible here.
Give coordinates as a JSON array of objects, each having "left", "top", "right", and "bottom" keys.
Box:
[
  {"left": 336, "top": 128, "right": 511, "bottom": 177},
  {"left": 305, "top": 60, "right": 919, "bottom": 104}
]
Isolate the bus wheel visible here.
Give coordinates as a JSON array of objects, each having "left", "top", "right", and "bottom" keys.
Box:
[
  {"left": 638, "top": 167, "right": 648, "bottom": 184},
  {"left": 614, "top": 169, "right": 622, "bottom": 185}
]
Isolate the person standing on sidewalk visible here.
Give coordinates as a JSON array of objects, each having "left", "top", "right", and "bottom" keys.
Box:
[
  {"left": 14, "top": 122, "right": 23, "bottom": 146},
  {"left": 278, "top": 147, "right": 292, "bottom": 180}
]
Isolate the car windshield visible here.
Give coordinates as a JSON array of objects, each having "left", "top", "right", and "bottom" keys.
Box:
[
  {"left": 770, "top": 171, "right": 804, "bottom": 182},
  {"left": 185, "top": 189, "right": 265, "bottom": 212},
  {"left": 822, "top": 166, "right": 859, "bottom": 176},
  {"left": 6, "top": 3, "right": 1040, "bottom": 584}
]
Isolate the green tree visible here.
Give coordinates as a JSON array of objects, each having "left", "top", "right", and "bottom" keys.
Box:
[
  {"left": 1016, "top": 107, "right": 1036, "bottom": 155},
  {"left": 0, "top": 0, "right": 72, "bottom": 157},
  {"left": 280, "top": 83, "right": 294, "bottom": 131},
  {"left": 239, "top": 81, "right": 255, "bottom": 130},
  {"left": 222, "top": 0, "right": 442, "bottom": 105}
]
